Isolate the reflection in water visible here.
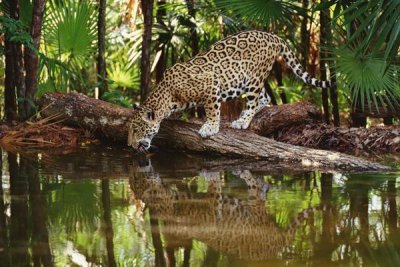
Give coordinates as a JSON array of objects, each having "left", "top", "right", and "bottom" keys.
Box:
[
  {"left": 0, "top": 153, "right": 8, "bottom": 265},
  {"left": 1, "top": 153, "right": 53, "bottom": 267},
  {"left": 0, "top": 147, "right": 399, "bottom": 266},
  {"left": 102, "top": 179, "right": 117, "bottom": 267},
  {"left": 27, "top": 157, "right": 53, "bottom": 267},
  {"left": 9, "top": 153, "right": 30, "bottom": 267}
]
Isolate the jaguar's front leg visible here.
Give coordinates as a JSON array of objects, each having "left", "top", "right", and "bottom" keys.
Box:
[{"left": 198, "top": 94, "right": 221, "bottom": 138}]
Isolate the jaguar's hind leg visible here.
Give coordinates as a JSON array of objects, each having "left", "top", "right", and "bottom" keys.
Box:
[
  {"left": 255, "top": 87, "right": 271, "bottom": 113},
  {"left": 231, "top": 82, "right": 263, "bottom": 129}
]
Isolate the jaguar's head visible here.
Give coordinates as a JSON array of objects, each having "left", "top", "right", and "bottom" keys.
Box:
[{"left": 128, "top": 107, "right": 161, "bottom": 152}]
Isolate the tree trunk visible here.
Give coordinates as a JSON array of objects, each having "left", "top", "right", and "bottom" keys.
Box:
[
  {"left": 329, "top": 66, "right": 340, "bottom": 126},
  {"left": 9, "top": 0, "right": 27, "bottom": 119},
  {"left": 320, "top": 3, "right": 330, "bottom": 124},
  {"left": 97, "top": 0, "right": 108, "bottom": 97},
  {"left": 4, "top": 0, "right": 20, "bottom": 121},
  {"left": 4, "top": 38, "right": 18, "bottom": 121},
  {"left": 155, "top": 0, "right": 166, "bottom": 83},
  {"left": 185, "top": 0, "right": 199, "bottom": 56},
  {"left": 300, "top": 0, "right": 309, "bottom": 67},
  {"left": 140, "top": 0, "right": 154, "bottom": 103},
  {"left": 15, "top": 44, "right": 26, "bottom": 119},
  {"left": 273, "top": 62, "right": 287, "bottom": 104},
  {"left": 321, "top": 2, "right": 340, "bottom": 127},
  {"left": 24, "top": 0, "right": 46, "bottom": 119},
  {"left": 38, "top": 92, "right": 391, "bottom": 172}
]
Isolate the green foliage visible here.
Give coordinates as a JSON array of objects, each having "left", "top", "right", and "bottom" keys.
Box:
[
  {"left": 101, "top": 89, "right": 133, "bottom": 108},
  {"left": 107, "top": 63, "right": 139, "bottom": 91},
  {"left": 0, "top": 15, "right": 35, "bottom": 53},
  {"left": 334, "top": 47, "right": 400, "bottom": 112},
  {"left": 214, "top": 0, "right": 303, "bottom": 29},
  {"left": 44, "top": 0, "right": 97, "bottom": 65},
  {"left": 344, "top": 0, "right": 400, "bottom": 62},
  {"left": 39, "top": 0, "right": 98, "bottom": 94},
  {"left": 19, "top": 0, "right": 33, "bottom": 26}
]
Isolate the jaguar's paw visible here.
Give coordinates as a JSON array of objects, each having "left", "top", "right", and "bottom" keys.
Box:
[{"left": 198, "top": 123, "right": 219, "bottom": 138}]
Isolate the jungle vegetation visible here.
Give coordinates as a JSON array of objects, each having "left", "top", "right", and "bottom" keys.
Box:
[{"left": 0, "top": 0, "right": 399, "bottom": 127}]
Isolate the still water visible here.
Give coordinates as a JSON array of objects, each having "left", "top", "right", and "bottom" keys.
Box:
[{"left": 0, "top": 146, "right": 399, "bottom": 267}]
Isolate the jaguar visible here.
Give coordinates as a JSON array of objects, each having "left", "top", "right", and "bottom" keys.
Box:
[{"left": 128, "top": 30, "right": 333, "bottom": 151}]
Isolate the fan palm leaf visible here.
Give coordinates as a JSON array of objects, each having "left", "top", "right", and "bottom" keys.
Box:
[
  {"left": 214, "top": 0, "right": 303, "bottom": 29},
  {"left": 43, "top": 0, "right": 97, "bottom": 66},
  {"left": 334, "top": 47, "right": 400, "bottom": 112}
]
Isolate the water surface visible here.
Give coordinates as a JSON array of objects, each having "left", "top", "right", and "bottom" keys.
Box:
[{"left": 0, "top": 146, "right": 399, "bottom": 267}]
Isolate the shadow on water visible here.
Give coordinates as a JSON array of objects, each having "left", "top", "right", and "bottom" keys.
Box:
[{"left": 0, "top": 145, "right": 399, "bottom": 266}]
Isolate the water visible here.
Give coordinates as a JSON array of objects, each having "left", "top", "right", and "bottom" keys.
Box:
[{"left": 0, "top": 146, "right": 399, "bottom": 267}]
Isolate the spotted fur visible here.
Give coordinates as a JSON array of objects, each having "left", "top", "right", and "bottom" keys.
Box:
[{"left": 128, "top": 30, "right": 333, "bottom": 151}]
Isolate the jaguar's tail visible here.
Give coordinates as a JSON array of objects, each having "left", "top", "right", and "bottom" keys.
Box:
[{"left": 279, "top": 41, "right": 334, "bottom": 89}]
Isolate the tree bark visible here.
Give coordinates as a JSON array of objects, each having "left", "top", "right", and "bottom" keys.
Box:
[
  {"left": 4, "top": 0, "right": 20, "bottom": 121},
  {"left": 140, "top": 0, "right": 154, "bottom": 102},
  {"left": 185, "top": 0, "right": 199, "bottom": 56},
  {"left": 248, "top": 101, "right": 321, "bottom": 135},
  {"left": 9, "top": 0, "right": 27, "bottom": 119},
  {"left": 97, "top": 0, "right": 108, "bottom": 97},
  {"left": 300, "top": 0, "right": 309, "bottom": 67},
  {"left": 155, "top": 0, "right": 166, "bottom": 83},
  {"left": 38, "top": 92, "right": 391, "bottom": 172},
  {"left": 4, "top": 38, "right": 18, "bottom": 121},
  {"left": 273, "top": 62, "right": 286, "bottom": 104},
  {"left": 320, "top": 3, "right": 330, "bottom": 124},
  {"left": 24, "top": 0, "right": 46, "bottom": 119}
]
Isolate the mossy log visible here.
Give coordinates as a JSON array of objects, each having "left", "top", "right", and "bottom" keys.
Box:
[{"left": 39, "top": 92, "right": 392, "bottom": 172}]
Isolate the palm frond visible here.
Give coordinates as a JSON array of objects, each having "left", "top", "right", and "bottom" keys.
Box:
[
  {"left": 334, "top": 47, "right": 400, "bottom": 112},
  {"left": 214, "top": 0, "right": 303, "bottom": 29},
  {"left": 43, "top": 0, "right": 97, "bottom": 64},
  {"left": 344, "top": 0, "right": 400, "bottom": 61}
]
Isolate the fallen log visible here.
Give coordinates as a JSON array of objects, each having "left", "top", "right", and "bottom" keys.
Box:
[
  {"left": 276, "top": 123, "right": 400, "bottom": 153},
  {"left": 38, "top": 92, "right": 392, "bottom": 172},
  {"left": 39, "top": 92, "right": 321, "bottom": 142}
]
